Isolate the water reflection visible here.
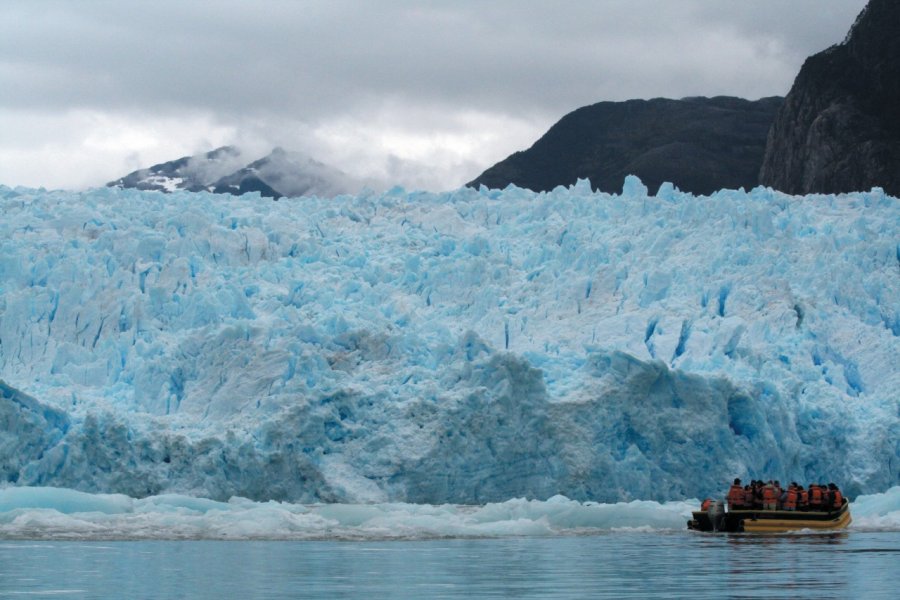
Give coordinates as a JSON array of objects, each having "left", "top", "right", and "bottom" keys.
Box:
[
  {"left": 0, "top": 532, "right": 895, "bottom": 599},
  {"left": 719, "top": 532, "right": 851, "bottom": 596}
]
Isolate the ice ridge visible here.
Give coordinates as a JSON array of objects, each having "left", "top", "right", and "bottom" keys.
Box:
[
  {"left": 0, "top": 178, "right": 897, "bottom": 503},
  {"left": 0, "top": 486, "right": 898, "bottom": 540}
]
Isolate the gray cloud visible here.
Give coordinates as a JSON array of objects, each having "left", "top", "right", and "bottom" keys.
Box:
[{"left": 0, "top": 0, "right": 869, "bottom": 189}]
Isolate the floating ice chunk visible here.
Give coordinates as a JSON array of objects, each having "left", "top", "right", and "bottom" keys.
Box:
[
  {"left": 0, "top": 486, "right": 132, "bottom": 514},
  {"left": 849, "top": 486, "right": 900, "bottom": 530},
  {"left": 0, "top": 486, "right": 700, "bottom": 539}
]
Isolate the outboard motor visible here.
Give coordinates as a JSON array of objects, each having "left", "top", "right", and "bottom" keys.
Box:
[{"left": 708, "top": 500, "right": 726, "bottom": 531}]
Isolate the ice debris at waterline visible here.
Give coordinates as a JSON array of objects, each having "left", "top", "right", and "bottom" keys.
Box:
[
  {"left": 0, "top": 180, "right": 897, "bottom": 504},
  {"left": 0, "top": 486, "right": 897, "bottom": 540}
]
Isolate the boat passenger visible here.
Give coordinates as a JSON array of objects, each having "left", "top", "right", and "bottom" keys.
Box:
[
  {"left": 809, "top": 483, "right": 824, "bottom": 510},
  {"left": 727, "top": 478, "right": 744, "bottom": 509},
  {"left": 783, "top": 484, "right": 798, "bottom": 511},
  {"left": 752, "top": 480, "right": 764, "bottom": 508},
  {"left": 763, "top": 480, "right": 778, "bottom": 510},
  {"left": 798, "top": 485, "right": 808, "bottom": 510},
  {"left": 743, "top": 484, "right": 754, "bottom": 508},
  {"left": 774, "top": 480, "right": 783, "bottom": 509},
  {"left": 829, "top": 483, "right": 844, "bottom": 509}
]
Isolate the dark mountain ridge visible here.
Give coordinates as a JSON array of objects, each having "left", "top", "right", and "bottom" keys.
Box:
[
  {"left": 468, "top": 96, "right": 783, "bottom": 195},
  {"left": 470, "top": 0, "right": 897, "bottom": 197}
]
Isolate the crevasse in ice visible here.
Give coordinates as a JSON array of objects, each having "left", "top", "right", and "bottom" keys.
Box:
[{"left": 0, "top": 177, "right": 897, "bottom": 503}]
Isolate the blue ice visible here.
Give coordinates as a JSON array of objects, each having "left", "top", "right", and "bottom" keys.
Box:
[{"left": 0, "top": 180, "right": 897, "bottom": 504}]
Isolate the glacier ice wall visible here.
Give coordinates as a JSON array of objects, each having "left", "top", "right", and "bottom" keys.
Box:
[{"left": 0, "top": 179, "right": 897, "bottom": 502}]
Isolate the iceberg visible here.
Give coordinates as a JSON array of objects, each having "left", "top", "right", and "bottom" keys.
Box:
[
  {"left": 0, "top": 178, "right": 897, "bottom": 504},
  {"left": 0, "top": 486, "right": 897, "bottom": 540}
]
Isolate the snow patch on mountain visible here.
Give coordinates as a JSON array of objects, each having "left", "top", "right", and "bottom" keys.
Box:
[
  {"left": 109, "top": 147, "right": 370, "bottom": 199},
  {"left": 107, "top": 146, "right": 247, "bottom": 193}
]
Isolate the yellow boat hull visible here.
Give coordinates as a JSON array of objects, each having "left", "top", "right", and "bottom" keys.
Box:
[{"left": 741, "top": 508, "right": 852, "bottom": 532}]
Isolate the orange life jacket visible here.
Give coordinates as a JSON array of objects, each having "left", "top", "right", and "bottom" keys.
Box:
[
  {"left": 701, "top": 498, "right": 712, "bottom": 511},
  {"left": 763, "top": 485, "right": 778, "bottom": 503},
  {"left": 810, "top": 486, "right": 823, "bottom": 505},
  {"left": 784, "top": 488, "right": 798, "bottom": 509},
  {"left": 799, "top": 489, "right": 808, "bottom": 507},
  {"left": 744, "top": 489, "right": 754, "bottom": 506},
  {"left": 727, "top": 485, "right": 744, "bottom": 506},
  {"left": 832, "top": 490, "right": 843, "bottom": 509}
]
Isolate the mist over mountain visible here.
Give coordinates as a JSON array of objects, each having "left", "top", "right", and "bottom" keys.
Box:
[
  {"left": 210, "top": 148, "right": 364, "bottom": 200},
  {"left": 109, "top": 147, "right": 366, "bottom": 199},
  {"left": 107, "top": 146, "right": 247, "bottom": 193}
]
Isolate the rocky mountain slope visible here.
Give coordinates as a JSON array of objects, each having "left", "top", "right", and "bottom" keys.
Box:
[
  {"left": 759, "top": 0, "right": 900, "bottom": 195},
  {"left": 468, "top": 96, "right": 782, "bottom": 195}
]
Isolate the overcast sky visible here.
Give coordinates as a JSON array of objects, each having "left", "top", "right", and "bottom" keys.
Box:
[{"left": 0, "top": 0, "right": 869, "bottom": 191}]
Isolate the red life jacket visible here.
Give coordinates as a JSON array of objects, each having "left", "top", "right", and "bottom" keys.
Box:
[
  {"left": 701, "top": 498, "right": 712, "bottom": 511},
  {"left": 810, "top": 486, "right": 823, "bottom": 506},
  {"left": 784, "top": 488, "right": 798, "bottom": 510},
  {"left": 727, "top": 485, "right": 744, "bottom": 507},
  {"left": 832, "top": 490, "right": 843, "bottom": 509},
  {"left": 799, "top": 489, "right": 808, "bottom": 507}
]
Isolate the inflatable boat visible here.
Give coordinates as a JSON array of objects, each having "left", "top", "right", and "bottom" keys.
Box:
[{"left": 687, "top": 499, "right": 851, "bottom": 532}]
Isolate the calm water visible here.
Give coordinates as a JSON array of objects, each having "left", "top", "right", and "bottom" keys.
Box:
[{"left": 0, "top": 532, "right": 897, "bottom": 599}]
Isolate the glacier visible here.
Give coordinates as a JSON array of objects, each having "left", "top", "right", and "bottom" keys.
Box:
[{"left": 0, "top": 178, "right": 897, "bottom": 505}]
